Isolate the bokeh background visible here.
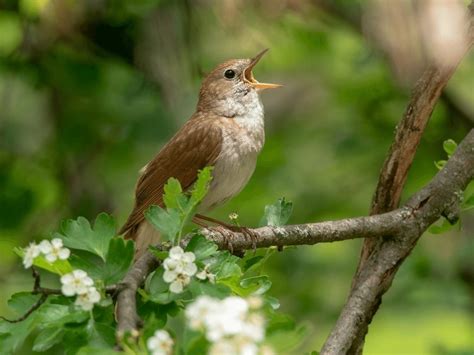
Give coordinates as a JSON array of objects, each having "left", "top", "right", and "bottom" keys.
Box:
[{"left": 0, "top": 0, "right": 473, "bottom": 354}]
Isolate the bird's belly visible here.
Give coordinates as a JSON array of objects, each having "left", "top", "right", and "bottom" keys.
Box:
[{"left": 198, "top": 148, "right": 258, "bottom": 212}]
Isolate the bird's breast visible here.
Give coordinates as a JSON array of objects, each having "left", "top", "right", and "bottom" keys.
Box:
[{"left": 198, "top": 109, "right": 265, "bottom": 212}]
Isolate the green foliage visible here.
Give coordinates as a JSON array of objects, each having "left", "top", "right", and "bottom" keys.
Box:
[
  {"left": 260, "top": 197, "right": 293, "bottom": 227},
  {"left": 145, "top": 167, "right": 213, "bottom": 244},
  {"left": 0, "top": 188, "right": 303, "bottom": 353},
  {"left": 434, "top": 139, "right": 458, "bottom": 171},
  {"left": 59, "top": 213, "right": 117, "bottom": 261}
]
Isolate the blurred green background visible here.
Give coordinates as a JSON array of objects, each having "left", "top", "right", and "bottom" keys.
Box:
[{"left": 0, "top": 0, "right": 472, "bottom": 354}]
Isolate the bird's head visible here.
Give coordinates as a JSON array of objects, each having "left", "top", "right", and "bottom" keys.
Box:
[{"left": 197, "top": 49, "right": 281, "bottom": 116}]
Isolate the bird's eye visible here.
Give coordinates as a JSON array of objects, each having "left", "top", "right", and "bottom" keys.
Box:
[{"left": 224, "top": 69, "right": 236, "bottom": 79}]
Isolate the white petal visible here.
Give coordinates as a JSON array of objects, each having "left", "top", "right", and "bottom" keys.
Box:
[
  {"left": 82, "top": 276, "right": 94, "bottom": 287},
  {"left": 61, "top": 284, "right": 76, "bottom": 296},
  {"left": 169, "top": 246, "right": 184, "bottom": 259},
  {"left": 58, "top": 248, "right": 70, "bottom": 260},
  {"left": 182, "top": 252, "right": 196, "bottom": 263},
  {"left": 38, "top": 240, "right": 52, "bottom": 254},
  {"left": 51, "top": 238, "right": 63, "bottom": 248},
  {"left": 163, "top": 258, "right": 178, "bottom": 270},
  {"left": 195, "top": 270, "right": 206, "bottom": 280},
  {"left": 183, "top": 262, "right": 197, "bottom": 276},
  {"left": 73, "top": 270, "right": 87, "bottom": 279},
  {"left": 163, "top": 270, "right": 177, "bottom": 283},
  {"left": 169, "top": 280, "right": 183, "bottom": 293},
  {"left": 60, "top": 274, "right": 73, "bottom": 285},
  {"left": 45, "top": 253, "right": 57, "bottom": 263}
]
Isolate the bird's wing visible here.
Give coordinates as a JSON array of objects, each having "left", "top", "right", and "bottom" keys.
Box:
[{"left": 119, "top": 117, "right": 223, "bottom": 237}]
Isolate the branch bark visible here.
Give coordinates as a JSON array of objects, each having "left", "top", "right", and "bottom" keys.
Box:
[
  {"left": 327, "top": 3, "right": 474, "bottom": 352},
  {"left": 114, "top": 129, "right": 474, "bottom": 340}
]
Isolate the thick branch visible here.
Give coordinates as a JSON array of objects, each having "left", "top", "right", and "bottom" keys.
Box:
[
  {"left": 321, "top": 130, "right": 474, "bottom": 354},
  {"left": 114, "top": 130, "right": 473, "bottom": 339}
]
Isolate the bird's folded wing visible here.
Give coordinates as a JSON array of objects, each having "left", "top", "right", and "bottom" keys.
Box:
[{"left": 119, "top": 118, "right": 223, "bottom": 237}]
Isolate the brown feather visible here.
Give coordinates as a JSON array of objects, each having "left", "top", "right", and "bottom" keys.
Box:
[{"left": 119, "top": 112, "right": 223, "bottom": 238}]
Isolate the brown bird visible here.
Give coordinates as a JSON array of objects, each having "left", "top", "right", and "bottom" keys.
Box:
[{"left": 119, "top": 49, "right": 281, "bottom": 257}]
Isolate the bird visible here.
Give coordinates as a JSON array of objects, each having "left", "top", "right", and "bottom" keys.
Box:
[{"left": 119, "top": 49, "right": 281, "bottom": 257}]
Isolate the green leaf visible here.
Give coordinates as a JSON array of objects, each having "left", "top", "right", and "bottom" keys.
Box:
[
  {"left": 59, "top": 213, "right": 116, "bottom": 261},
  {"left": 0, "top": 312, "right": 39, "bottom": 353},
  {"left": 102, "top": 238, "right": 134, "bottom": 284},
  {"left": 428, "top": 218, "right": 455, "bottom": 234},
  {"left": 260, "top": 198, "right": 293, "bottom": 227},
  {"left": 33, "top": 327, "right": 64, "bottom": 352},
  {"left": 266, "top": 323, "right": 308, "bottom": 353},
  {"left": 145, "top": 205, "right": 181, "bottom": 242},
  {"left": 189, "top": 167, "right": 213, "bottom": 206},
  {"left": 240, "top": 275, "right": 272, "bottom": 295},
  {"left": 434, "top": 160, "right": 447, "bottom": 170},
  {"left": 443, "top": 139, "right": 457, "bottom": 157},
  {"left": 188, "top": 279, "right": 231, "bottom": 299},
  {"left": 163, "top": 178, "right": 187, "bottom": 210},
  {"left": 7, "top": 292, "right": 41, "bottom": 314},
  {"left": 77, "top": 347, "right": 120, "bottom": 355},
  {"left": 186, "top": 234, "right": 218, "bottom": 260},
  {"left": 86, "top": 318, "right": 115, "bottom": 348},
  {"left": 37, "top": 302, "right": 89, "bottom": 326}
]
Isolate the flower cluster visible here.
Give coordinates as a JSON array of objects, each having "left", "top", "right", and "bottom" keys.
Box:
[
  {"left": 147, "top": 329, "right": 174, "bottom": 355},
  {"left": 185, "top": 295, "right": 271, "bottom": 355},
  {"left": 23, "top": 238, "right": 70, "bottom": 268},
  {"left": 162, "top": 246, "right": 198, "bottom": 293},
  {"left": 60, "top": 270, "right": 100, "bottom": 311}
]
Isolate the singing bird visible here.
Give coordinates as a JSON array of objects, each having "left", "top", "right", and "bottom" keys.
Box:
[{"left": 119, "top": 49, "right": 281, "bottom": 257}]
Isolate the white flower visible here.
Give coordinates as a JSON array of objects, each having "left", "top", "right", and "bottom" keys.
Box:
[
  {"left": 242, "top": 314, "right": 265, "bottom": 342},
  {"left": 74, "top": 286, "right": 101, "bottom": 311},
  {"left": 185, "top": 295, "right": 220, "bottom": 329},
  {"left": 60, "top": 269, "right": 94, "bottom": 296},
  {"left": 196, "top": 264, "right": 216, "bottom": 283},
  {"left": 23, "top": 242, "right": 41, "bottom": 269},
  {"left": 147, "top": 329, "right": 174, "bottom": 355},
  {"left": 186, "top": 296, "right": 267, "bottom": 353},
  {"left": 162, "top": 246, "right": 197, "bottom": 293},
  {"left": 209, "top": 337, "right": 258, "bottom": 355},
  {"left": 38, "top": 238, "right": 70, "bottom": 263}
]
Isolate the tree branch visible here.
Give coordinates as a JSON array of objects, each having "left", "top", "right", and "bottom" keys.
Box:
[{"left": 114, "top": 130, "right": 474, "bottom": 340}]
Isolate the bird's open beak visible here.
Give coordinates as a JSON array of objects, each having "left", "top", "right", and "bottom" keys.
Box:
[{"left": 243, "top": 49, "right": 282, "bottom": 90}]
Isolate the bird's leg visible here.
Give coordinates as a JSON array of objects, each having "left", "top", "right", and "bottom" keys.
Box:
[{"left": 194, "top": 214, "right": 258, "bottom": 252}]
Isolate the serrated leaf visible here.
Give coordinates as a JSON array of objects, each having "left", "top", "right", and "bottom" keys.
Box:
[
  {"left": 7, "top": 292, "right": 41, "bottom": 314},
  {"left": 186, "top": 234, "right": 218, "bottom": 260},
  {"left": 189, "top": 167, "right": 213, "bottom": 205},
  {"left": 188, "top": 279, "right": 231, "bottom": 299},
  {"left": 102, "top": 238, "right": 134, "bottom": 284},
  {"left": 443, "top": 139, "right": 457, "bottom": 156},
  {"left": 240, "top": 275, "right": 272, "bottom": 295},
  {"left": 70, "top": 238, "right": 134, "bottom": 285},
  {"left": 163, "top": 178, "right": 187, "bottom": 210},
  {"left": 33, "top": 327, "right": 64, "bottom": 352},
  {"left": 0, "top": 312, "right": 38, "bottom": 353},
  {"left": 86, "top": 318, "right": 115, "bottom": 348},
  {"left": 145, "top": 205, "right": 181, "bottom": 242},
  {"left": 59, "top": 213, "right": 116, "bottom": 261},
  {"left": 260, "top": 198, "right": 293, "bottom": 227}
]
